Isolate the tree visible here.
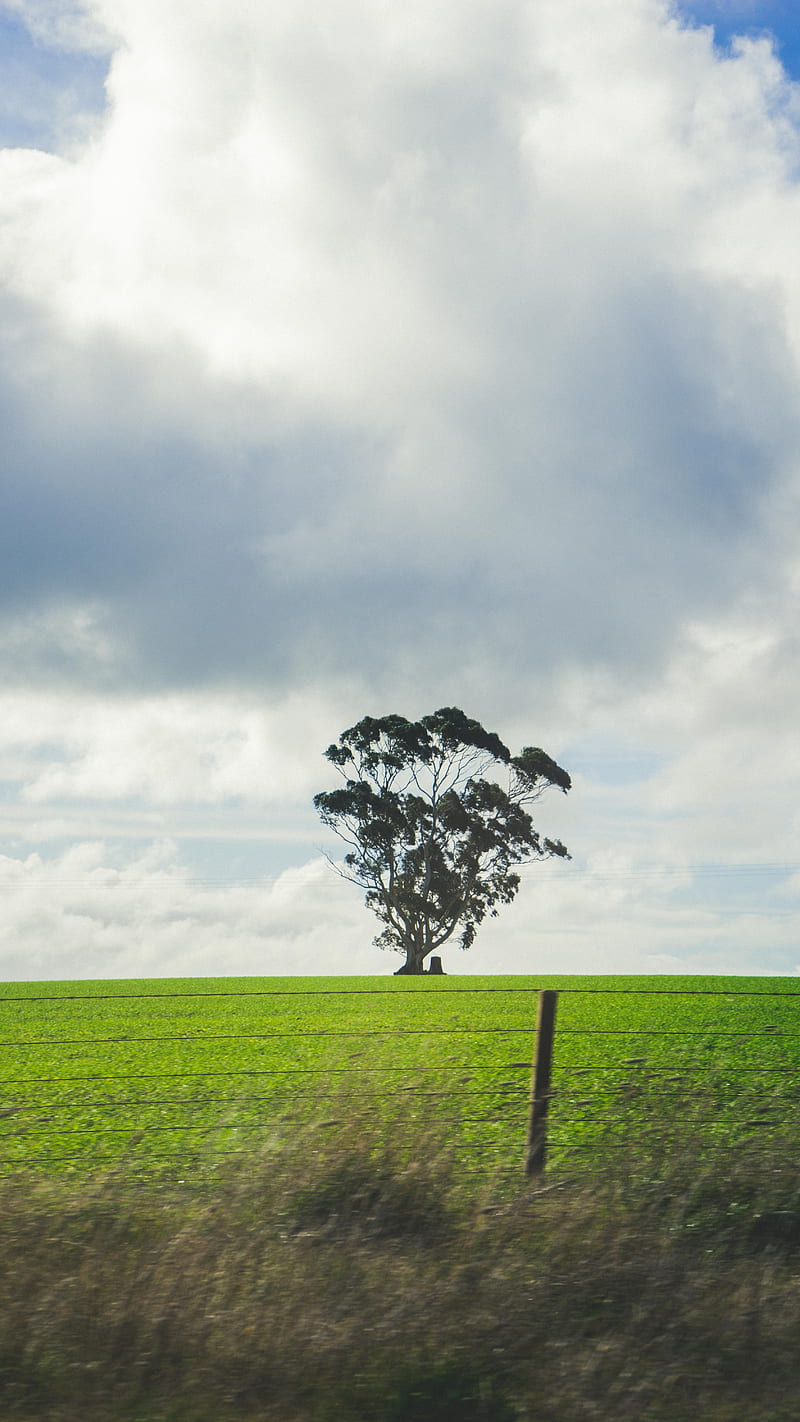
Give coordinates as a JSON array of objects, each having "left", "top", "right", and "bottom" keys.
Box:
[{"left": 313, "top": 707, "right": 571, "bottom": 975}]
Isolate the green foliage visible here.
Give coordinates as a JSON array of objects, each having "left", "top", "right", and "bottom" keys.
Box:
[{"left": 314, "top": 707, "right": 571, "bottom": 969}]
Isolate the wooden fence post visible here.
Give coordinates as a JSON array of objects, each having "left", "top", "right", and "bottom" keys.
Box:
[{"left": 524, "top": 989, "right": 559, "bottom": 1177}]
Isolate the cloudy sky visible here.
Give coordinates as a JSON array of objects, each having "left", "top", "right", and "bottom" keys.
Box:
[{"left": 1, "top": 0, "right": 800, "bottom": 980}]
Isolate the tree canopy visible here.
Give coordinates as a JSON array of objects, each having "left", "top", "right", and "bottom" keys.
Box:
[{"left": 314, "top": 707, "right": 571, "bottom": 974}]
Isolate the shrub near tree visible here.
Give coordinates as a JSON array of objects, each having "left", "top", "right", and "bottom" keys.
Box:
[{"left": 314, "top": 707, "right": 571, "bottom": 975}]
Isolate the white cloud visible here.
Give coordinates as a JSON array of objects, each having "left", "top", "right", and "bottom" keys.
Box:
[
  {"left": 0, "top": 0, "right": 799, "bottom": 975},
  {"left": 5, "top": 826, "right": 795, "bottom": 983},
  {"left": 3, "top": 0, "right": 799, "bottom": 418},
  {"left": 0, "top": 841, "right": 376, "bottom": 980},
  {"left": 0, "top": 685, "right": 355, "bottom": 818}
]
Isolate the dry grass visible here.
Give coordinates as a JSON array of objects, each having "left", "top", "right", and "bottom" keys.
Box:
[{"left": 2, "top": 1102, "right": 800, "bottom": 1421}]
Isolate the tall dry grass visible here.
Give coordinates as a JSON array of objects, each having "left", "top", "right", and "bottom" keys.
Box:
[{"left": 2, "top": 1100, "right": 800, "bottom": 1421}]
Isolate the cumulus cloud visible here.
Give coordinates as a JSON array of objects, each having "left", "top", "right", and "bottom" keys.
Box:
[
  {"left": 5, "top": 826, "right": 796, "bottom": 983},
  {"left": 1, "top": 0, "right": 800, "bottom": 974},
  {"left": 0, "top": 686, "right": 338, "bottom": 807},
  {"left": 0, "top": 0, "right": 798, "bottom": 699},
  {"left": 0, "top": 840, "right": 377, "bottom": 980}
]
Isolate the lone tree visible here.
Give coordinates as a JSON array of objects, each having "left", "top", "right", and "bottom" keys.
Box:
[{"left": 314, "top": 707, "right": 571, "bottom": 975}]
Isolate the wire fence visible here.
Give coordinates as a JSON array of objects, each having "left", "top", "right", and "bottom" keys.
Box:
[{"left": 1, "top": 982, "right": 799, "bottom": 1177}]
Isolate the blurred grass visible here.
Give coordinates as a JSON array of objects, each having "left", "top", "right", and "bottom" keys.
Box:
[{"left": 3, "top": 1090, "right": 800, "bottom": 1420}]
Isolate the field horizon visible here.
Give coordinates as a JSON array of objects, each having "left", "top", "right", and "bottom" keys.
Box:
[{"left": 5, "top": 969, "right": 800, "bottom": 993}]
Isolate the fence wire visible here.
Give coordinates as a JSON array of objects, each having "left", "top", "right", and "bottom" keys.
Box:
[{"left": 1, "top": 982, "right": 799, "bottom": 1174}]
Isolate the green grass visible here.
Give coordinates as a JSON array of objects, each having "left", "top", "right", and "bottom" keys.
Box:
[
  {"left": 3, "top": 975, "right": 800, "bottom": 1418},
  {"left": 1, "top": 974, "right": 799, "bottom": 1178}
]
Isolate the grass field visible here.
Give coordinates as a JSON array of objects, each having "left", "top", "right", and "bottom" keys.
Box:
[
  {"left": 2, "top": 973, "right": 799, "bottom": 1178},
  {"left": 3, "top": 974, "right": 800, "bottom": 1419}
]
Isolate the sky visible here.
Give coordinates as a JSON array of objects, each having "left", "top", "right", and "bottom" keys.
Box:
[{"left": 1, "top": 0, "right": 800, "bottom": 980}]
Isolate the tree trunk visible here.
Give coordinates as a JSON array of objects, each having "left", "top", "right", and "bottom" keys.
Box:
[{"left": 393, "top": 948, "right": 426, "bottom": 975}]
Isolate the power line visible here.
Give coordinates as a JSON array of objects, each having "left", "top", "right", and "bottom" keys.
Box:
[{"left": 2, "top": 860, "right": 800, "bottom": 888}]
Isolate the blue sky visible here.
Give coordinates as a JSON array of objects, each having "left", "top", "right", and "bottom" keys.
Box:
[
  {"left": 1, "top": 0, "right": 800, "bottom": 979},
  {"left": 680, "top": 2, "right": 800, "bottom": 77},
  {"left": 0, "top": 10, "right": 108, "bottom": 150}
]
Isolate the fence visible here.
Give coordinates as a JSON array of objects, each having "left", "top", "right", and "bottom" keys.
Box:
[
  {"left": 526, "top": 985, "right": 800, "bottom": 1176},
  {"left": 1, "top": 982, "right": 799, "bottom": 1178}
]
